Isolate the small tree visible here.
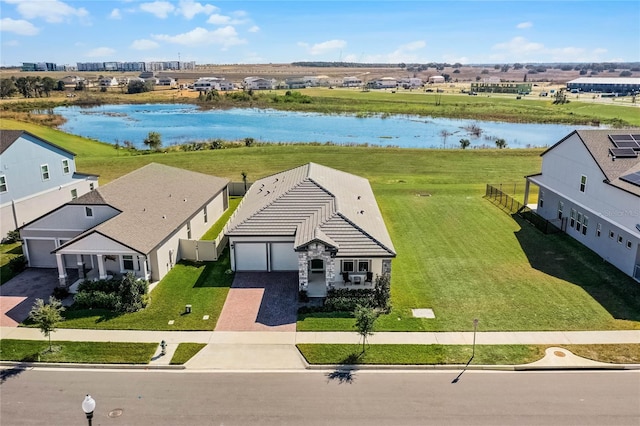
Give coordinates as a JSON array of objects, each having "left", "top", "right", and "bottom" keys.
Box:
[
  {"left": 354, "top": 304, "right": 378, "bottom": 353},
  {"left": 495, "top": 138, "right": 507, "bottom": 149},
  {"left": 373, "top": 273, "right": 391, "bottom": 312},
  {"left": 143, "top": 131, "right": 162, "bottom": 150},
  {"left": 244, "top": 137, "right": 255, "bottom": 147},
  {"left": 116, "top": 272, "right": 148, "bottom": 313},
  {"left": 29, "top": 297, "right": 64, "bottom": 352},
  {"left": 459, "top": 138, "right": 471, "bottom": 149},
  {"left": 241, "top": 171, "right": 248, "bottom": 193}
]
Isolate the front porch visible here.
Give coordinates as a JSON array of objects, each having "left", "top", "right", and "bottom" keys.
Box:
[
  {"left": 306, "top": 272, "right": 374, "bottom": 298},
  {"left": 55, "top": 251, "right": 151, "bottom": 288}
]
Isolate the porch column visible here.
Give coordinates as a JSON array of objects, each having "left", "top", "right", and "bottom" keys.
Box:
[
  {"left": 139, "top": 255, "right": 150, "bottom": 280},
  {"left": 97, "top": 255, "right": 107, "bottom": 279},
  {"left": 76, "top": 254, "right": 85, "bottom": 279},
  {"left": 56, "top": 253, "right": 67, "bottom": 287},
  {"left": 523, "top": 179, "right": 531, "bottom": 207}
]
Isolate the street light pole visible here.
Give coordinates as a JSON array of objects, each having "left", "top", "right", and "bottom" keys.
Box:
[
  {"left": 82, "top": 394, "right": 96, "bottom": 426},
  {"left": 472, "top": 318, "right": 479, "bottom": 359}
]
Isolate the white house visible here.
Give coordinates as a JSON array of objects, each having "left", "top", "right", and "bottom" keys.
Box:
[
  {"left": 157, "top": 77, "right": 177, "bottom": 87},
  {"left": 243, "top": 77, "right": 275, "bottom": 90},
  {"left": 0, "top": 130, "right": 98, "bottom": 240},
  {"left": 343, "top": 76, "right": 363, "bottom": 87},
  {"left": 193, "top": 77, "right": 234, "bottom": 91},
  {"left": 225, "top": 163, "right": 396, "bottom": 297},
  {"left": 99, "top": 77, "right": 119, "bottom": 87},
  {"left": 524, "top": 130, "right": 640, "bottom": 281},
  {"left": 399, "top": 77, "right": 423, "bottom": 89},
  {"left": 20, "top": 163, "right": 229, "bottom": 286},
  {"left": 428, "top": 75, "right": 445, "bottom": 84},
  {"left": 369, "top": 77, "right": 397, "bottom": 89}
]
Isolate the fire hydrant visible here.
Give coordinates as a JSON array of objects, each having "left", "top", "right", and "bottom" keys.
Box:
[{"left": 160, "top": 340, "right": 167, "bottom": 356}]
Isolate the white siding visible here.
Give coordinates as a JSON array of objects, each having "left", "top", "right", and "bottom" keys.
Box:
[
  {"left": 270, "top": 242, "right": 298, "bottom": 271},
  {"left": 234, "top": 243, "right": 268, "bottom": 271}
]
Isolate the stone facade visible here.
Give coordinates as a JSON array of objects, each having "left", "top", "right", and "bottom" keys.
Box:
[
  {"left": 297, "top": 242, "right": 335, "bottom": 291},
  {"left": 382, "top": 259, "right": 392, "bottom": 275}
]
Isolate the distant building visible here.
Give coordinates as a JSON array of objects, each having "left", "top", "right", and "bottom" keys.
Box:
[
  {"left": 193, "top": 77, "right": 234, "bottom": 91},
  {"left": 470, "top": 82, "right": 532, "bottom": 94},
  {"left": 428, "top": 75, "right": 445, "bottom": 84},
  {"left": 399, "top": 77, "right": 423, "bottom": 88},
  {"left": 566, "top": 78, "right": 640, "bottom": 96},
  {"left": 243, "top": 77, "right": 275, "bottom": 90},
  {"left": 369, "top": 77, "right": 397, "bottom": 89},
  {"left": 343, "top": 76, "right": 363, "bottom": 87}
]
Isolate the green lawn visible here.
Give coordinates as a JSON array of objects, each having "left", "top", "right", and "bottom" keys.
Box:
[
  {"left": 170, "top": 343, "right": 207, "bottom": 365},
  {"left": 297, "top": 343, "right": 640, "bottom": 365},
  {"left": 59, "top": 250, "right": 233, "bottom": 330},
  {"left": 0, "top": 242, "right": 23, "bottom": 284},
  {"left": 201, "top": 196, "right": 242, "bottom": 240},
  {"left": 0, "top": 340, "right": 156, "bottom": 364}
]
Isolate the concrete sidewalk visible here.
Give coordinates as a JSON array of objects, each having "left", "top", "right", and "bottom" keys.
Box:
[{"left": 2, "top": 328, "right": 638, "bottom": 370}]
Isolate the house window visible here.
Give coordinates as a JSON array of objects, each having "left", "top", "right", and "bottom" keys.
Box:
[
  {"left": 538, "top": 191, "right": 544, "bottom": 208},
  {"left": 596, "top": 223, "right": 601, "bottom": 237},
  {"left": 570, "top": 209, "right": 576, "bottom": 228},
  {"left": 203, "top": 206, "right": 208, "bottom": 223},
  {"left": 342, "top": 260, "right": 354, "bottom": 273},
  {"left": 41, "top": 164, "right": 50, "bottom": 181},
  {"left": 358, "top": 260, "right": 370, "bottom": 272},
  {"left": 0, "top": 175, "right": 6, "bottom": 193},
  {"left": 71, "top": 189, "right": 78, "bottom": 199},
  {"left": 581, "top": 216, "right": 588, "bottom": 236},
  {"left": 557, "top": 201, "right": 564, "bottom": 220},
  {"left": 62, "top": 159, "right": 70, "bottom": 174},
  {"left": 609, "top": 230, "right": 615, "bottom": 239},
  {"left": 89, "top": 183, "right": 95, "bottom": 191},
  {"left": 579, "top": 175, "right": 587, "bottom": 193},
  {"left": 627, "top": 240, "right": 633, "bottom": 249},
  {"left": 618, "top": 235, "right": 623, "bottom": 244},
  {"left": 85, "top": 206, "right": 93, "bottom": 217},
  {"left": 310, "top": 259, "right": 324, "bottom": 272},
  {"left": 123, "top": 255, "right": 134, "bottom": 270},
  {"left": 576, "top": 212, "right": 583, "bottom": 232},
  {"left": 187, "top": 221, "right": 192, "bottom": 239}
]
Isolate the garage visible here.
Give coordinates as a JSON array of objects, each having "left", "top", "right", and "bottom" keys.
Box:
[
  {"left": 25, "top": 239, "right": 57, "bottom": 268},
  {"left": 270, "top": 242, "right": 298, "bottom": 271},
  {"left": 234, "top": 243, "right": 268, "bottom": 271}
]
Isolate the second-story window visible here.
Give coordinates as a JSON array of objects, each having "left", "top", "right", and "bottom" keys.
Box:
[
  {"left": 85, "top": 206, "right": 93, "bottom": 217},
  {"left": 62, "top": 159, "right": 70, "bottom": 174},
  {"left": 579, "top": 175, "right": 587, "bottom": 193},
  {"left": 71, "top": 189, "right": 78, "bottom": 199},
  {"left": 0, "top": 175, "right": 7, "bottom": 193},
  {"left": 41, "top": 164, "right": 50, "bottom": 181}
]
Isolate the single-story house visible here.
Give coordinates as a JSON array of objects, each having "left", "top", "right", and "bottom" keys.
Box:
[
  {"left": 225, "top": 163, "right": 396, "bottom": 297},
  {"left": 20, "top": 163, "right": 229, "bottom": 286}
]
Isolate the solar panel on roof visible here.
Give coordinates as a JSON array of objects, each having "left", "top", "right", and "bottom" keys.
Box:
[
  {"left": 632, "top": 135, "right": 640, "bottom": 143},
  {"left": 610, "top": 134, "right": 634, "bottom": 142},
  {"left": 609, "top": 148, "right": 638, "bottom": 158},
  {"left": 613, "top": 140, "right": 640, "bottom": 149},
  {"left": 620, "top": 171, "right": 640, "bottom": 186}
]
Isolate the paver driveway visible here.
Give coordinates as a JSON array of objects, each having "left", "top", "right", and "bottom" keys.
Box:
[
  {"left": 0, "top": 268, "right": 75, "bottom": 327},
  {"left": 215, "top": 272, "right": 298, "bottom": 331}
]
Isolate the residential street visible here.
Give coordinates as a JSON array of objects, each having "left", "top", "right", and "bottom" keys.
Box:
[{"left": 1, "top": 369, "right": 638, "bottom": 425}]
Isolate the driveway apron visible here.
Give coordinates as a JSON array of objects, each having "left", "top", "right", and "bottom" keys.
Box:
[{"left": 215, "top": 272, "right": 298, "bottom": 331}]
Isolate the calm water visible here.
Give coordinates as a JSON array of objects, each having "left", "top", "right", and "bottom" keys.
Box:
[{"left": 55, "top": 104, "right": 598, "bottom": 149}]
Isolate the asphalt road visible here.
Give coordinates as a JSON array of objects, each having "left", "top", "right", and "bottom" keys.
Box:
[{"left": 1, "top": 368, "right": 638, "bottom": 425}]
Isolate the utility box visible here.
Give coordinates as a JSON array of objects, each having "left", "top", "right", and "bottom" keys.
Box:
[{"left": 185, "top": 304, "right": 192, "bottom": 314}]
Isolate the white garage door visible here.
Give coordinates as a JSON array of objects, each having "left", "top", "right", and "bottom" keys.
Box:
[
  {"left": 234, "top": 243, "right": 268, "bottom": 271},
  {"left": 26, "top": 239, "right": 57, "bottom": 268},
  {"left": 270, "top": 242, "right": 298, "bottom": 271}
]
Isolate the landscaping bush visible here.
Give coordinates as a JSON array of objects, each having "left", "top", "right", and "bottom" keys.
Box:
[
  {"left": 73, "top": 273, "right": 148, "bottom": 312},
  {"left": 73, "top": 290, "right": 118, "bottom": 310},
  {"left": 52, "top": 286, "right": 70, "bottom": 300},
  {"left": 2, "top": 229, "right": 21, "bottom": 244},
  {"left": 8, "top": 255, "right": 27, "bottom": 273}
]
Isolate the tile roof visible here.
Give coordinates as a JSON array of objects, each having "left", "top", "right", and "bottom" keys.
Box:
[
  {"left": 63, "top": 163, "right": 229, "bottom": 254},
  {"left": 226, "top": 163, "right": 396, "bottom": 257},
  {"left": 0, "top": 130, "right": 76, "bottom": 156}
]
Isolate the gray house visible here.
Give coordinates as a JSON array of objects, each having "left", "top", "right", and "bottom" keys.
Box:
[
  {"left": 20, "top": 163, "right": 229, "bottom": 286},
  {"left": 0, "top": 130, "right": 98, "bottom": 240},
  {"left": 524, "top": 130, "right": 640, "bottom": 281},
  {"left": 225, "top": 163, "right": 396, "bottom": 297}
]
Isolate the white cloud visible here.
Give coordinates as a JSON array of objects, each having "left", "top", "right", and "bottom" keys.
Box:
[
  {"left": 248, "top": 25, "right": 260, "bottom": 33},
  {"left": 3, "top": 39, "right": 20, "bottom": 47},
  {"left": 152, "top": 26, "right": 246, "bottom": 48},
  {"left": 0, "top": 18, "right": 40, "bottom": 35},
  {"left": 131, "top": 39, "right": 159, "bottom": 50},
  {"left": 517, "top": 22, "right": 533, "bottom": 29},
  {"left": 140, "top": 1, "right": 175, "bottom": 19},
  {"left": 299, "top": 39, "right": 347, "bottom": 56},
  {"left": 491, "top": 36, "right": 609, "bottom": 62},
  {"left": 206, "top": 12, "right": 249, "bottom": 26},
  {"left": 109, "top": 8, "right": 122, "bottom": 19},
  {"left": 207, "top": 14, "right": 231, "bottom": 25},
  {"left": 386, "top": 40, "right": 427, "bottom": 62},
  {"left": 177, "top": 0, "right": 217, "bottom": 19},
  {"left": 86, "top": 47, "right": 116, "bottom": 58},
  {"left": 5, "top": 0, "right": 88, "bottom": 24}
]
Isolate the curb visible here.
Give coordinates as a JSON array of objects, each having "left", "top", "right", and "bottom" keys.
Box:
[
  {"left": 0, "top": 361, "right": 185, "bottom": 370},
  {"left": 304, "top": 363, "right": 640, "bottom": 371}
]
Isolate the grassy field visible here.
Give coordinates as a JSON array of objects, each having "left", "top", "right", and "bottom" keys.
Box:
[
  {"left": 0, "top": 242, "right": 23, "bottom": 284},
  {"left": 2, "top": 120, "right": 639, "bottom": 333},
  {"left": 0, "top": 340, "right": 157, "bottom": 364},
  {"left": 297, "top": 343, "right": 640, "bottom": 365}
]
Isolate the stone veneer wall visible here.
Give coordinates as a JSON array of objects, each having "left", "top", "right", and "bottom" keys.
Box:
[
  {"left": 382, "top": 259, "right": 392, "bottom": 275},
  {"left": 297, "top": 242, "right": 335, "bottom": 291}
]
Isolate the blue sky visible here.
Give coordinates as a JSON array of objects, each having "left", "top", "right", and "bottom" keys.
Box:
[{"left": 1, "top": 1, "right": 639, "bottom": 67}]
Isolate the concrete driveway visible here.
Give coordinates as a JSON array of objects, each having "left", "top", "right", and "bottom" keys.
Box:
[
  {"left": 0, "top": 268, "right": 75, "bottom": 327},
  {"left": 215, "top": 272, "right": 298, "bottom": 332}
]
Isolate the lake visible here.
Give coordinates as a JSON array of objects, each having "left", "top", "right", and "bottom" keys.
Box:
[{"left": 54, "top": 104, "right": 599, "bottom": 149}]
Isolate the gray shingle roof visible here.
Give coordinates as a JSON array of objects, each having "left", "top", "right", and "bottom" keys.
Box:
[
  {"left": 63, "top": 163, "right": 229, "bottom": 254},
  {"left": 0, "top": 130, "right": 76, "bottom": 156},
  {"left": 226, "top": 163, "right": 396, "bottom": 257}
]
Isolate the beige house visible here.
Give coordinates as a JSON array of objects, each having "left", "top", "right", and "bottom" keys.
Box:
[
  {"left": 225, "top": 163, "right": 396, "bottom": 297},
  {"left": 20, "top": 163, "right": 229, "bottom": 286}
]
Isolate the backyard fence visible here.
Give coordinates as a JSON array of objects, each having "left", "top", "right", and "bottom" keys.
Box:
[{"left": 484, "top": 184, "right": 561, "bottom": 234}]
